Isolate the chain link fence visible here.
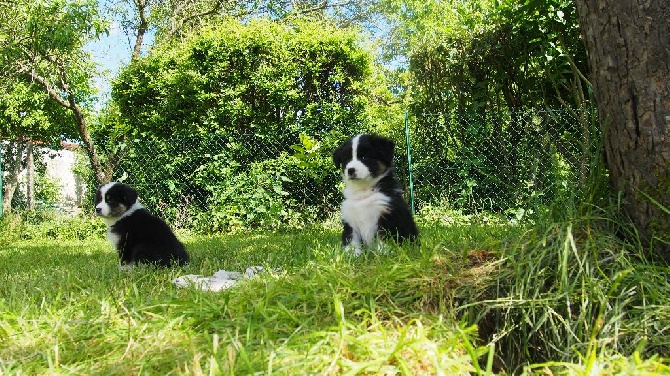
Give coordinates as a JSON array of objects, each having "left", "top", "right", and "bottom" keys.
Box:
[
  {"left": 111, "top": 131, "right": 342, "bottom": 231},
  {"left": 110, "top": 107, "right": 597, "bottom": 229},
  {"left": 401, "top": 107, "right": 599, "bottom": 216},
  {"left": 2, "top": 107, "right": 598, "bottom": 230}
]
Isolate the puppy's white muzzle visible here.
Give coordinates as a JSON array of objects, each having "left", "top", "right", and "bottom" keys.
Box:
[
  {"left": 344, "top": 159, "right": 370, "bottom": 180},
  {"left": 95, "top": 203, "right": 111, "bottom": 217}
]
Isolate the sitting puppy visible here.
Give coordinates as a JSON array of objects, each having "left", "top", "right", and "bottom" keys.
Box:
[
  {"left": 95, "top": 182, "right": 189, "bottom": 268},
  {"left": 332, "top": 134, "right": 418, "bottom": 254}
]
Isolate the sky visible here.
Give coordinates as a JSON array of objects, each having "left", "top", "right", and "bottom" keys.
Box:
[
  {"left": 84, "top": 21, "right": 132, "bottom": 105},
  {"left": 84, "top": 8, "right": 154, "bottom": 108}
]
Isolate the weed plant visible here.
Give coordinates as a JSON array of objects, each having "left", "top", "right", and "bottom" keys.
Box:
[
  {"left": 452, "top": 142, "right": 670, "bottom": 373},
  {"left": 0, "top": 210, "right": 105, "bottom": 242}
]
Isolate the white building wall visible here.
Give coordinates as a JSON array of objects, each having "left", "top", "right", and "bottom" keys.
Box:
[{"left": 43, "top": 148, "right": 86, "bottom": 208}]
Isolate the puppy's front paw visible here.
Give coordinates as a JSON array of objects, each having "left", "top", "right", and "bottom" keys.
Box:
[
  {"left": 118, "top": 261, "right": 135, "bottom": 272},
  {"left": 344, "top": 243, "right": 363, "bottom": 256}
]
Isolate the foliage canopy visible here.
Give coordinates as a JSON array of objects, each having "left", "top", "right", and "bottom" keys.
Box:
[
  {"left": 113, "top": 18, "right": 373, "bottom": 138},
  {"left": 112, "top": 18, "right": 380, "bottom": 231}
]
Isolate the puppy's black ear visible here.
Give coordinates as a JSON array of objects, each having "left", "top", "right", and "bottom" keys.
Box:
[
  {"left": 372, "top": 135, "right": 395, "bottom": 166},
  {"left": 94, "top": 187, "right": 102, "bottom": 204},
  {"left": 332, "top": 142, "right": 345, "bottom": 170},
  {"left": 121, "top": 184, "right": 138, "bottom": 205}
]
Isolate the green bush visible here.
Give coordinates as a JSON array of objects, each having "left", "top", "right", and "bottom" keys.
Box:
[
  {"left": 194, "top": 133, "right": 342, "bottom": 232},
  {"left": 0, "top": 211, "right": 105, "bottom": 242},
  {"left": 113, "top": 18, "right": 371, "bottom": 138},
  {"left": 109, "top": 18, "right": 382, "bottom": 230}
]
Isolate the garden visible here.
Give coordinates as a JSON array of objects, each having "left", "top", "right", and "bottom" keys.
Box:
[{"left": 2, "top": 0, "right": 670, "bottom": 374}]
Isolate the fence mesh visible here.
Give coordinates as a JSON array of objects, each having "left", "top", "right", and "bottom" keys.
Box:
[
  {"left": 2, "top": 107, "right": 598, "bottom": 229},
  {"left": 111, "top": 131, "right": 343, "bottom": 230},
  {"left": 401, "top": 107, "right": 598, "bottom": 215}
]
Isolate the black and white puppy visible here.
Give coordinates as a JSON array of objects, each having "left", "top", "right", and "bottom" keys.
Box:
[
  {"left": 332, "top": 134, "right": 418, "bottom": 254},
  {"left": 95, "top": 182, "right": 189, "bottom": 268}
]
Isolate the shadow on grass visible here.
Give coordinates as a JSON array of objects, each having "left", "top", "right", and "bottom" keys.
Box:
[{"left": 0, "top": 240, "right": 111, "bottom": 269}]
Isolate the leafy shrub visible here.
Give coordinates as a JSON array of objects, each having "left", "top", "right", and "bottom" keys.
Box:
[
  {"left": 195, "top": 134, "right": 342, "bottom": 232},
  {"left": 0, "top": 211, "right": 105, "bottom": 241},
  {"left": 113, "top": 18, "right": 371, "bottom": 139},
  {"left": 200, "top": 156, "right": 294, "bottom": 232},
  {"left": 109, "top": 18, "right": 381, "bottom": 231}
]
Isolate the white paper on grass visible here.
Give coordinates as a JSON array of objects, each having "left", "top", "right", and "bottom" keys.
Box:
[{"left": 173, "top": 266, "right": 271, "bottom": 292}]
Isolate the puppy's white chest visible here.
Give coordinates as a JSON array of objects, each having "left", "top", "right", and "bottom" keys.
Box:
[
  {"left": 341, "top": 190, "right": 391, "bottom": 244},
  {"left": 107, "top": 228, "right": 122, "bottom": 248}
]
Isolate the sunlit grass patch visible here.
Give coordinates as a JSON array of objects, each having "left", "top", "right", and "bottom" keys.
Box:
[
  {"left": 1, "top": 214, "right": 668, "bottom": 374},
  {"left": 0, "top": 224, "right": 495, "bottom": 374},
  {"left": 270, "top": 301, "right": 481, "bottom": 375},
  {"left": 456, "top": 211, "right": 670, "bottom": 373}
]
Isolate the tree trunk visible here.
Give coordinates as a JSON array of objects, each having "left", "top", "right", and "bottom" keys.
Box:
[
  {"left": 68, "top": 94, "right": 109, "bottom": 185},
  {"left": 132, "top": 0, "right": 149, "bottom": 61},
  {"left": 574, "top": 0, "right": 670, "bottom": 259},
  {"left": 26, "top": 140, "right": 34, "bottom": 210},
  {"left": 24, "top": 67, "right": 110, "bottom": 186},
  {"left": 2, "top": 140, "right": 28, "bottom": 213}
]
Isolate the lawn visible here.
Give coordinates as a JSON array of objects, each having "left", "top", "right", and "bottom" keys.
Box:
[{"left": 1, "top": 214, "right": 669, "bottom": 375}]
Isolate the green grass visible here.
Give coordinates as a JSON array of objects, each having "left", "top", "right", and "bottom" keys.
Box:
[
  {"left": 1, "top": 212, "right": 669, "bottom": 375},
  {"left": 0, "top": 220, "right": 497, "bottom": 375}
]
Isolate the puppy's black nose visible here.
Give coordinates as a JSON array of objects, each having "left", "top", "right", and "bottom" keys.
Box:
[
  {"left": 95, "top": 207, "right": 102, "bottom": 214},
  {"left": 347, "top": 168, "right": 356, "bottom": 178}
]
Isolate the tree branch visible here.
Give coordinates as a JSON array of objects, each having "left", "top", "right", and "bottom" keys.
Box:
[
  {"left": 21, "top": 66, "right": 72, "bottom": 109},
  {"left": 132, "top": 0, "right": 149, "bottom": 60},
  {"left": 557, "top": 34, "right": 592, "bottom": 88},
  {"left": 164, "top": 0, "right": 246, "bottom": 41}
]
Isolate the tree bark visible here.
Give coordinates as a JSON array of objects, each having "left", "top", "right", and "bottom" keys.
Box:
[
  {"left": 132, "top": 0, "right": 149, "bottom": 60},
  {"left": 2, "top": 140, "right": 28, "bottom": 213},
  {"left": 67, "top": 87, "right": 109, "bottom": 185},
  {"left": 23, "top": 66, "right": 110, "bottom": 186},
  {"left": 26, "top": 140, "right": 34, "bottom": 210},
  {"left": 574, "top": 0, "right": 670, "bottom": 259}
]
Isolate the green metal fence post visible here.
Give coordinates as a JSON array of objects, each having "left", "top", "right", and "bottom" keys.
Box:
[
  {"left": 0, "top": 142, "right": 3, "bottom": 218},
  {"left": 404, "top": 110, "right": 416, "bottom": 215}
]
